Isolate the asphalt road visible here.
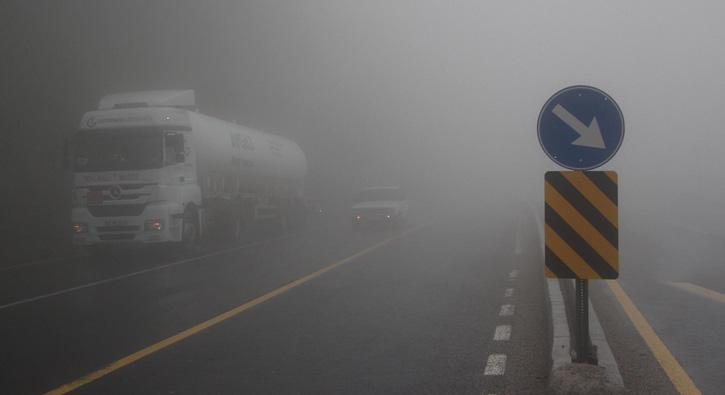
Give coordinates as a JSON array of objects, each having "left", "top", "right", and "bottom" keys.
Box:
[
  {"left": 6, "top": 202, "right": 717, "bottom": 394},
  {"left": 589, "top": 208, "right": 725, "bottom": 395},
  {"left": 0, "top": 204, "right": 550, "bottom": 394}
]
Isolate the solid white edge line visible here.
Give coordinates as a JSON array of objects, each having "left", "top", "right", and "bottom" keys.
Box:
[
  {"left": 0, "top": 224, "right": 417, "bottom": 311},
  {"left": 590, "top": 291, "right": 624, "bottom": 386},
  {"left": 484, "top": 354, "right": 507, "bottom": 375},
  {"left": 504, "top": 288, "right": 514, "bottom": 298},
  {"left": 0, "top": 255, "right": 85, "bottom": 273},
  {"left": 0, "top": 229, "right": 308, "bottom": 311}
]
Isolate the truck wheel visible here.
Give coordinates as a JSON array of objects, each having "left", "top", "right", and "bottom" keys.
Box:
[{"left": 182, "top": 208, "right": 199, "bottom": 247}]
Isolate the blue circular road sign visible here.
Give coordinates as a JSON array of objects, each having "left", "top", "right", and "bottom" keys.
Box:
[{"left": 538, "top": 85, "right": 624, "bottom": 170}]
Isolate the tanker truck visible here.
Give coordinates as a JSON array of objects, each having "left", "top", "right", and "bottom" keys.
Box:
[{"left": 69, "top": 90, "right": 307, "bottom": 248}]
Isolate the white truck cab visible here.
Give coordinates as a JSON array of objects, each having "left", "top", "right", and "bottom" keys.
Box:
[{"left": 351, "top": 186, "right": 408, "bottom": 228}]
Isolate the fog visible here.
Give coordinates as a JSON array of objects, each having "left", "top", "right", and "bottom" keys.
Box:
[{"left": 3, "top": 1, "right": 725, "bottom": 267}]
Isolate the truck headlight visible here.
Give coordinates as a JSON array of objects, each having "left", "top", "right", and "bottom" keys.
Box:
[
  {"left": 144, "top": 218, "right": 164, "bottom": 231},
  {"left": 72, "top": 223, "right": 88, "bottom": 233}
]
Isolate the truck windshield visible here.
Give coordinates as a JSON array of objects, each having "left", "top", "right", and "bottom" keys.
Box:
[
  {"left": 74, "top": 128, "right": 163, "bottom": 172},
  {"left": 356, "top": 188, "right": 404, "bottom": 202}
]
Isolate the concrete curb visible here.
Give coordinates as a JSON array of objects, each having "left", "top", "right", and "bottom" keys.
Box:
[
  {"left": 547, "top": 279, "right": 625, "bottom": 393},
  {"left": 548, "top": 363, "right": 627, "bottom": 395},
  {"left": 548, "top": 278, "right": 572, "bottom": 370},
  {"left": 589, "top": 294, "right": 623, "bottom": 387},
  {"left": 529, "top": 202, "right": 624, "bottom": 392}
]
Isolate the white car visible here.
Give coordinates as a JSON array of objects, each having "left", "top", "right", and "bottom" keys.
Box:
[{"left": 351, "top": 186, "right": 408, "bottom": 228}]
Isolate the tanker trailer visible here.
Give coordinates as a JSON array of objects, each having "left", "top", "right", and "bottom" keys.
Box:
[{"left": 69, "top": 90, "right": 307, "bottom": 248}]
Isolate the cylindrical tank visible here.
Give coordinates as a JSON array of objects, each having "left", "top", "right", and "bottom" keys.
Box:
[{"left": 189, "top": 111, "right": 306, "bottom": 197}]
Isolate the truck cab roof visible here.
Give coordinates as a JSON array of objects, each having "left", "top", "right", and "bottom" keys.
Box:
[{"left": 98, "top": 90, "right": 196, "bottom": 110}]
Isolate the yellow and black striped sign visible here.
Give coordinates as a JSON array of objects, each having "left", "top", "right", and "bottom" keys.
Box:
[{"left": 545, "top": 171, "right": 618, "bottom": 279}]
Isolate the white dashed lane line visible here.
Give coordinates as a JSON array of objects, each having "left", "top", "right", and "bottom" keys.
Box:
[
  {"left": 499, "top": 304, "right": 515, "bottom": 317},
  {"left": 482, "top": 270, "right": 517, "bottom": 391},
  {"left": 484, "top": 354, "right": 507, "bottom": 375},
  {"left": 493, "top": 325, "right": 511, "bottom": 341}
]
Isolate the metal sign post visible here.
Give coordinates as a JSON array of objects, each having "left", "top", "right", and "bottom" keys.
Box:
[
  {"left": 574, "top": 279, "right": 597, "bottom": 364},
  {"left": 538, "top": 85, "right": 623, "bottom": 366}
]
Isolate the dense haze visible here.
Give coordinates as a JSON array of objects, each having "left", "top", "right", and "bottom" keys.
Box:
[{"left": 3, "top": 1, "right": 725, "bottom": 258}]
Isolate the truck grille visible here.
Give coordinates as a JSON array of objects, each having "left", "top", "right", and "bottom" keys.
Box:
[
  {"left": 87, "top": 183, "right": 155, "bottom": 191},
  {"left": 98, "top": 234, "right": 135, "bottom": 241},
  {"left": 88, "top": 204, "right": 146, "bottom": 217},
  {"left": 96, "top": 225, "right": 140, "bottom": 232}
]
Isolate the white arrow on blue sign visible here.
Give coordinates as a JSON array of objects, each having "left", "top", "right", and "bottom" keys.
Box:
[{"left": 538, "top": 85, "right": 624, "bottom": 170}]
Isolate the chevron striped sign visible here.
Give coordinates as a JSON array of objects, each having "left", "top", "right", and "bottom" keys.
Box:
[{"left": 545, "top": 171, "right": 618, "bottom": 279}]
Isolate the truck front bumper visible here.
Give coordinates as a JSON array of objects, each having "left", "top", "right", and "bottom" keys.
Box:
[{"left": 72, "top": 202, "right": 184, "bottom": 245}]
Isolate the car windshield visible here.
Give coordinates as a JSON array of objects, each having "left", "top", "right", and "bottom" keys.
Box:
[
  {"left": 74, "top": 128, "right": 162, "bottom": 172},
  {"left": 356, "top": 188, "right": 403, "bottom": 202}
]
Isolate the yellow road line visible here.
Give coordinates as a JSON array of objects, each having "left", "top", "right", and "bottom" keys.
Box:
[
  {"left": 668, "top": 282, "right": 725, "bottom": 305},
  {"left": 45, "top": 225, "right": 424, "bottom": 395},
  {"left": 607, "top": 280, "right": 701, "bottom": 395}
]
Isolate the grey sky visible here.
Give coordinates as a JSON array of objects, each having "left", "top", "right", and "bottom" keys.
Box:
[{"left": 4, "top": 0, "right": 725, "bottom": 231}]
